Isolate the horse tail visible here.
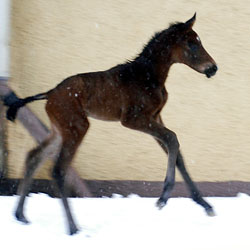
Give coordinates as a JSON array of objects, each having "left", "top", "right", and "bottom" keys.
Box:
[{"left": 4, "top": 92, "right": 48, "bottom": 122}]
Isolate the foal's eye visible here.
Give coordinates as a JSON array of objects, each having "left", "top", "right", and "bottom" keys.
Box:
[{"left": 187, "top": 41, "right": 198, "bottom": 52}]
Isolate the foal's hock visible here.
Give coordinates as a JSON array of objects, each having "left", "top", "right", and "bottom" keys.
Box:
[{"left": 5, "top": 13, "right": 217, "bottom": 235}]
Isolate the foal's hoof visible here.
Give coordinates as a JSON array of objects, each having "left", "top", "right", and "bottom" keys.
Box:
[
  {"left": 15, "top": 212, "right": 29, "bottom": 224},
  {"left": 156, "top": 198, "right": 166, "bottom": 210},
  {"left": 205, "top": 207, "right": 216, "bottom": 217},
  {"left": 69, "top": 226, "right": 80, "bottom": 235}
]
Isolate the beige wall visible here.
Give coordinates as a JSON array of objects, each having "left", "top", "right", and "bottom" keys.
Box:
[{"left": 7, "top": 0, "right": 250, "bottom": 182}]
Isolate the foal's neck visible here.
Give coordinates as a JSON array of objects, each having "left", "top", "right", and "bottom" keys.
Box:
[
  {"left": 137, "top": 50, "right": 173, "bottom": 87},
  {"left": 135, "top": 33, "right": 175, "bottom": 87}
]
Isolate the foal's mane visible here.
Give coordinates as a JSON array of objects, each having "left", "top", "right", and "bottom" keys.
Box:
[
  {"left": 116, "top": 21, "right": 185, "bottom": 84},
  {"left": 136, "top": 21, "right": 184, "bottom": 61}
]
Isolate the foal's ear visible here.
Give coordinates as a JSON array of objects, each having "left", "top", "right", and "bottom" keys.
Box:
[{"left": 185, "top": 13, "right": 196, "bottom": 29}]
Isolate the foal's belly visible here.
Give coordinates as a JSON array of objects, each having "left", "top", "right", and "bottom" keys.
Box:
[
  {"left": 86, "top": 107, "right": 121, "bottom": 121},
  {"left": 84, "top": 92, "right": 122, "bottom": 122}
]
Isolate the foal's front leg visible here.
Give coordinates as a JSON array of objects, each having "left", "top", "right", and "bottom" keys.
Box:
[
  {"left": 121, "top": 116, "right": 179, "bottom": 209},
  {"left": 155, "top": 115, "right": 215, "bottom": 215},
  {"left": 154, "top": 126, "right": 179, "bottom": 209},
  {"left": 176, "top": 153, "right": 215, "bottom": 216}
]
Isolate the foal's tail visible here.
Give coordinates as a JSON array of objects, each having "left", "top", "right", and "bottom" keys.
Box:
[{"left": 3, "top": 92, "right": 48, "bottom": 122}]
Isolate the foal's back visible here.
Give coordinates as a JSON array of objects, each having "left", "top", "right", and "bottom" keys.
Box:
[{"left": 46, "top": 64, "right": 165, "bottom": 124}]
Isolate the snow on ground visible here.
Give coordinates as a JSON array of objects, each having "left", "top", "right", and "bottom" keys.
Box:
[{"left": 0, "top": 193, "right": 250, "bottom": 250}]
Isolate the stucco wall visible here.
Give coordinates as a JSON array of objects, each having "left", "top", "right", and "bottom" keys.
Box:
[{"left": 7, "top": 0, "right": 250, "bottom": 182}]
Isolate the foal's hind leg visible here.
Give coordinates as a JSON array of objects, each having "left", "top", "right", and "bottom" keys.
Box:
[
  {"left": 15, "top": 133, "right": 61, "bottom": 223},
  {"left": 155, "top": 115, "right": 214, "bottom": 215},
  {"left": 51, "top": 116, "right": 89, "bottom": 235}
]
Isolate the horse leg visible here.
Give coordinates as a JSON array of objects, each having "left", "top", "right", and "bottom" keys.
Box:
[
  {"left": 175, "top": 152, "right": 215, "bottom": 215},
  {"left": 155, "top": 115, "right": 214, "bottom": 215},
  {"left": 15, "top": 132, "right": 61, "bottom": 223},
  {"left": 51, "top": 117, "right": 89, "bottom": 235},
  {"left": 121, "top": 115, "right": 179, "bottom": 209}
]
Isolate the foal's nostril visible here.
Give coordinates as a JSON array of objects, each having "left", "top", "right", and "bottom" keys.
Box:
[
  {"left": 205, "top": 64, "right": 218, "bottom": 78},
  {"left": 212, "top": 65, "right": 218, "bottom": 73}
]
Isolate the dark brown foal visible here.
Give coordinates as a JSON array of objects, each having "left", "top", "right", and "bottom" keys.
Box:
[{"left": 4, "top": 13, "right": 217, "bottom": 235}]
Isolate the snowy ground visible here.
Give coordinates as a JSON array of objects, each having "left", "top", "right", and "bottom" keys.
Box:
[{"left": 0, "top": 193, "right": 250, "bottom": 250}]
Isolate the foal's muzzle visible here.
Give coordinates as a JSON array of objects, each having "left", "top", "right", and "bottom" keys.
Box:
[{"left": 205, "top": 65, "right": 218, "bottom": 78}]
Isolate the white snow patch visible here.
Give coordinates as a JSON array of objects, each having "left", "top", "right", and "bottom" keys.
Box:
[{"left": 0, "top": 194, "right": 250, "bottom": 250}]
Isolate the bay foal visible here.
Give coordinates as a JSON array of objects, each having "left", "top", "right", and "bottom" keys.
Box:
[{"left": 5, "top": 14, "right": 217, "bottom": 235}]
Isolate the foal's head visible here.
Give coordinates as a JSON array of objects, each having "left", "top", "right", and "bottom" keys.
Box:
[{"left": 171, "top": 13, "right": 217, "bottom": 78}]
